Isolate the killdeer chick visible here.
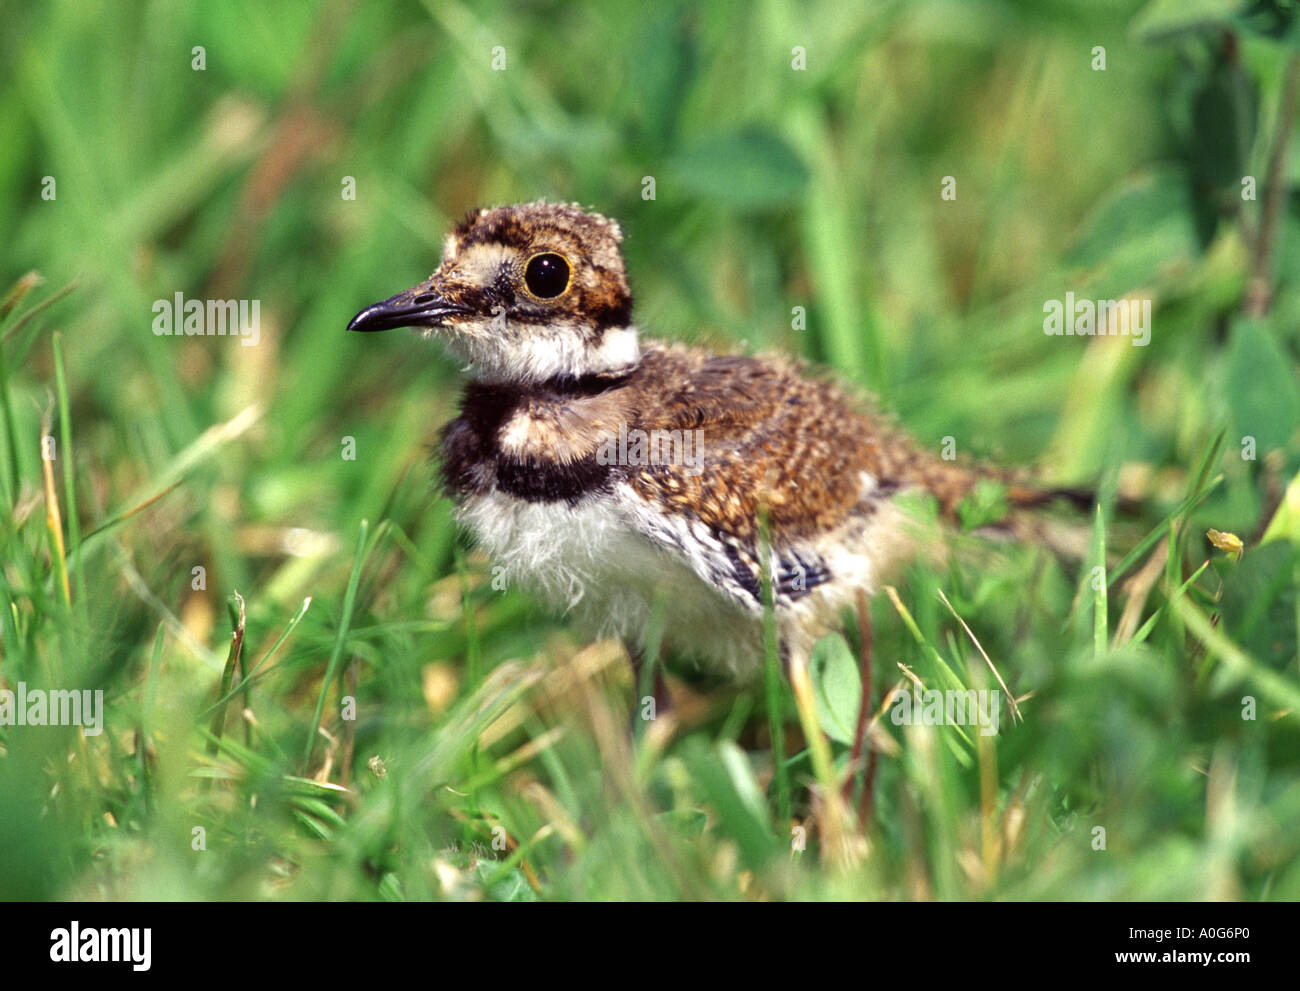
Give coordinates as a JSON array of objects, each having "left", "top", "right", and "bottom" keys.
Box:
[{"left": 348, "top": 202, "right": 1073, "bottom": 686}]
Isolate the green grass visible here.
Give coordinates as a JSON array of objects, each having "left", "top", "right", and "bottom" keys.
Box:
[{"left": 1, "top": 0, "right": 1299, "bottom": 901}]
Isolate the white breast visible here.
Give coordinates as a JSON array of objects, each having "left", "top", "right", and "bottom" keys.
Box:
[
  {"left": 454, "top": 480, "right": 916, "bottom": 682},
  {"left": 455, "top": 487, "right": 766, "bottom": 678}
]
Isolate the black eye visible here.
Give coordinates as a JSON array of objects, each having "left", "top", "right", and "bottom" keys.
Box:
[{"left": 523, "top": 253, "right": 570, "bottom": 299}]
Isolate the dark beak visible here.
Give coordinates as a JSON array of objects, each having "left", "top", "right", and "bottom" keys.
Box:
[{"left": 346, "top": 285, "right": 470, "bottom": 333}]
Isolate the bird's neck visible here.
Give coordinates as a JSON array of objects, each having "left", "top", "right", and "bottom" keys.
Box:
[
  {"left": 459, "top": 324, "right": 642, "bottom": 387},
  {"left": 461, "top": 366, "right": 638, "bottom": 410}
]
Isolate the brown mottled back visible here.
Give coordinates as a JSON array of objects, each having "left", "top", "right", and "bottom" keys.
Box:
[{"left": 618, "top": 345, "right": 981, "bottom": 545}]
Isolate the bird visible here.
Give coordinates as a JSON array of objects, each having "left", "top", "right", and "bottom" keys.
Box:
[{"left": 347, "top": 201, "right": 1082, "bottom": 695}]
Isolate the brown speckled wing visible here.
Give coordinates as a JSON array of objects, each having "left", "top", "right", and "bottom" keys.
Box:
[{"left": 625, "top": 346, "right": 906, "bottom": 546}]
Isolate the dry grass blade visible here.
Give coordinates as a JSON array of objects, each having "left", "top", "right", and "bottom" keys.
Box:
[
  {"left": 2, "top": 277, "right": 78, "bottom": 343},
  {"left": 937, "top": 588, "right": 1021, "bottom": 723},
  {"left": 0, "top": 271, "right": 43, "bottom": 321},
  {"left": 82, "top": 480, "right": 184, "bottom": 541},
  {"left": 1113, "top": 541, "right": 1168, "bottom": 647},
  {"left": 207, "top": 592, "right": 247, "bottom": 759}
]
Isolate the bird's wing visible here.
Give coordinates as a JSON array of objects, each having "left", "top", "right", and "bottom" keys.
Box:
[{"left": 617, "top": 347, "right": 903, "bottom": 610}]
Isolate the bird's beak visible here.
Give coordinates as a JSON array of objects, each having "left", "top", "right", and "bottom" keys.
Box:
[{"left": 346, "top": 283, "right": 471, "bottom": 333}]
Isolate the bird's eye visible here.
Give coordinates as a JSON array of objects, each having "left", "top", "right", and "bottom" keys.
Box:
[{"left": 523, "top": 253, "right": 571, "bottom": 299}]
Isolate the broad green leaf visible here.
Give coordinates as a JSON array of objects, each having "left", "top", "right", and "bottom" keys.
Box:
[
  {"left": 809, "top": 633, "right": 861, "bottom": 745},
  {"left": 682, "top": 739, "right": 777, "bottom": 869},
  {"left": 1226, "top": 315, "right": 1300, "bottom": 456},
  {"left": 1065, "top": 169, "right": 1198, "bottom": 285}
]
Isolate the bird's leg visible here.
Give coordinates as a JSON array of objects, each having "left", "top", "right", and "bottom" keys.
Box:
[{"left": 845, "top": 589, "right": 878, "bottom": 824}]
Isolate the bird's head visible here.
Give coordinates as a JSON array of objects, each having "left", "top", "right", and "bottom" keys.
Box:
[{"left": 347, "top": 201, "right": 638, "bottom": 384}]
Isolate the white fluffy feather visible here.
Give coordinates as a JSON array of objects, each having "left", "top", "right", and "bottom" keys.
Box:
[{"left": 456, "top": 478, "right": 917, "bottom": 681}]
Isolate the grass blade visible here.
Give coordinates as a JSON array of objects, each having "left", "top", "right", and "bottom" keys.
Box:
[
  {"left": 52, "top": 332, "right": 86, "bottom": 609},
  {"left": 304, "top": 519, "right": 376, "bottom": 770}
]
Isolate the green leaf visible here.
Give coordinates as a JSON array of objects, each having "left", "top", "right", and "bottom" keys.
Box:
[
  {"left": 682, "top": 739, "right": 776, "bottom": 869},
  {"left": 625, "top": 7, "right": 696, "bottom": 147},
  {"left": 656, "top": 808, "right": 709, "bottom": 837},
  {"left": 1189, "top": 56, "right": 1259, "bottom": 245},
  {"left": 958, "top": 479, "right": 1010, "bottom": 532},
  {"left": 1131, "top": 0, "right": 1242, "bottom": 42},
  {"left": 1260, "top": 467, "right": 1300, "bottom": 545},
  {"left": 668, "top": 128, "right": 809, "bottom": 209},
  {"left": 480, "top": 867, "right": 537, "bottom": 903},
  {"left": 1065, "top": 169, "right": 1198, "bottom": 285},
  {"left": 809, "top": 633, "right": 861, "bottom": 745},
  {"left": 1235, "top": 0, "right": 1300, "bottom": 43},
  {"left": 1226, "top": 315, "right": 1300, "bottom": 456}
]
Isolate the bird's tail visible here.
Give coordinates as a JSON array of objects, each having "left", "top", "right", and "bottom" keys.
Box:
[
  {"left": 1005, "top": 483, "right": 1098, "bottom": 512},
  {"left": 888, "top": 442, "right": 1097, "bottom": 519},
  {"left": 886, "top": 439, "right": 1108, "bottom": 559}
]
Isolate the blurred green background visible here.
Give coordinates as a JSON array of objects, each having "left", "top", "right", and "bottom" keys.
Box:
[{"left": 1, "top": 0, "right": 1298, "bottom": 901}]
